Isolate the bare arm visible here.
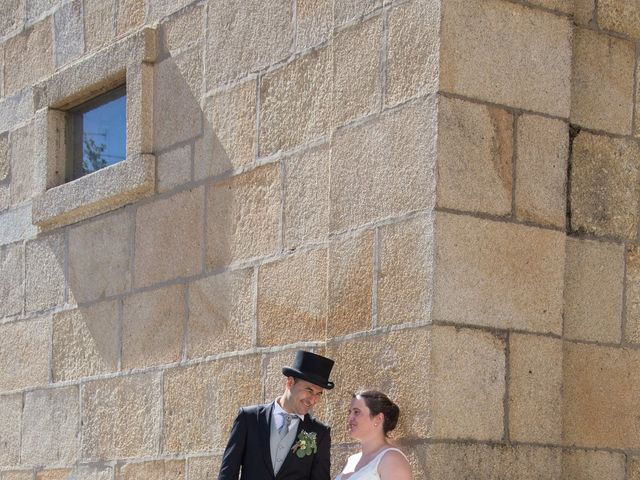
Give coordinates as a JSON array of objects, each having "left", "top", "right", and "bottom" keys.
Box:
[{"left": 378, "top": 450, "right": 412, "bottom": 480}]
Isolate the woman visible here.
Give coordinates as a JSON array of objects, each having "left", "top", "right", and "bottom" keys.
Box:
[{"left": 335, "top": 390, "right": 412, "bottom": 480}]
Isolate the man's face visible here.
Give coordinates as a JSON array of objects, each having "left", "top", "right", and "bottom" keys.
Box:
[{"left": 281, "top": 377, "right": 325, "bottom": 416}]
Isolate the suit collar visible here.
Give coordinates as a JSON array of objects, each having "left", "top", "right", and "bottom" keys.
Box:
[{"left": 259, "top": 402, "right": 276, "bottom": 478}]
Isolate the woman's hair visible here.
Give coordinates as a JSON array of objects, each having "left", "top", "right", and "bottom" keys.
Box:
[{"left": 353, "top": 390, "right": 400, "bottom": 436}]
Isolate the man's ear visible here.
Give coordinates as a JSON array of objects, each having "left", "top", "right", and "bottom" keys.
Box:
[{"left": 285, "top": 376, "right": 295, "bottom": 389}]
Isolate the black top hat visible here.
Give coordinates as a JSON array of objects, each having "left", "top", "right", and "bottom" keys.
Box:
[{"left": 282, "top": 350, "right": 335, "bottom": 390}]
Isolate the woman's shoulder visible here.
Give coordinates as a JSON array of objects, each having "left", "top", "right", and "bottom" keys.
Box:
[{"left": 377, "top": 448, "right": 411, "bottom": 479}]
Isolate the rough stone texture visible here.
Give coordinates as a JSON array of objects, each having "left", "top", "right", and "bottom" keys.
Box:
[
  {"left": 326, "top": 328, "right": 432, "bottom": 443},
  {"left": 257, "top": 248, "right": 327, "bottom": 346},
  {"left": 1, "top": 471, "right": 34, "bottom": 480},
  {"left": 331, "top": 97, "right": 436, "bottom": 231},
  {"left": 116, "top": 0, "right": 145, "bottom": 36},
  {"left": 570, "top": 131, "right": 640, "bottom": 240},
  {"left": 206, "top": 164, "right": 281, "bottom": 269},
  {"left": 574, "top": 0, "right": 596, "bottom": 25},
  {"left": 116, "top": 460, "right": 185, "bottom": 480},
  {"left": 571, "top": 27, "right": 634, "bottom": 135},
  {"left": 440, "top": 0, "right": 571, "bottom": 117},
  {"left": 378, "top": 215, "right": 433, "bottom": 326},
  {"left": 526, "top": 0, "right": 572, "bottom": 14},
  {"left": 25, "top": 0, "right": 60, "bottom": 22},
  {"left": 0, "top": 133, "right": 9, "bottom": 182},
  {"left": 157, "top": 144, "right": 192, "bottom": 193},
  {"left": 82, "top": 373, "right": 162, "bottom": 460},
  {"left": 630, "top": 457, "right": 640, "bottom": 480},
  {"left": 54, "top": 0, "right": 84, "bottom": 67},
  {"left": 35, "top": 470, "right": 71, "bottom": 480},
  {"left": 0, "top": 243, "right": 23, "bottom": 317},
  {"left": 436, "top": 96, "right": 513, "bottom": 216},
  {"left": 0, "top": 0, "right": 24, "bottom": 38},
  {"left": 563, "top": 342, "right": 640, "bottom": 449},
  {"left": 163, "top": 355, "right": 262, "bottom": 452},
  {"left": 259, "top": 47, "right": 332, "bottom": 155},
  {"left": 25, "top": 233, "right": 65, "bottom": 312},
  {"left": 625, "top": 245, "right": 640, "bottom": 344},
  {"left": 509, "top": 334, "right": 562, "bottom": 444},
  {"left": 564, "top": 238, "right": 624, "bottom": 343},
  {"left": 66, "top": 465, "right": 113, "bottom": 480},
  {"left": 205, "top": 0, "right": 292, "bottom": 87},
  {"left": 4, "top": 19, "right": 54, "bottom": 96},
  {"left": 0, "top": 90, "right": 33, "bottom": 134},
  {"left": 187, "top": 456, "right": 222, "bottom": 480},
  {"left": 598, "top": 1, "right": 640, "bottom": 38},
  {"left": 187, "top": 268, "right": 254, "bottom": 359},
  {"left": 158, "top": 4, "right": 203, "bottom": 54},
  {"left": 10, "top": 122, "right": 36, "bottom": 206},
  {"left": 328, "top": 231, "right": 373, "bottom": 337},
  {"left": 122, "top": 285, "right": 184, "bottom": 369},
  {"left": 148, "top": 0, "right": 195, "bottom": 23},
  {"left": 83, "top": 0, "right": 115, "bottom": 52},
  {"left": 283, "top": 143, "right": 330, "bottom": 249},
  {"left": 295, "top": 0, "right": 332, "bottom": 50},
  {"left": 386, "top": 0, "right": 440, "bottom": 106},
  {"left": 134, "top": 187, "right": 203, "bottom": 288},
  {"left": 0, "top": 206, "right": 37, "bottom": 247},
  {"left": 0, "top": 394, "right": 21, "bottom": 466},
  {"left": 561, "top": 449, "right": 626, "bottom": 480},
  {"left": 333, "top": 16, "right": 381, "bottom": 126},
  {"left": 433, "top": 213, "right": 565, "bottom": 334},
  {"left": 22, "top": 386, "right": 79, "bottom": 466},
  {"left": 0, "top": 185, "right": 9, "bottom": 213},
  {"left": 515, "top": 114, "right": 568, "bottom": 228},
  {"left": 52, "top": 302, "right": 119, "bottom": 381},
  {"left": 69, "top": 210, "right": 132, "bottom": 303},
  {"left": 334, "top": 0, "right": 380, "bottom": 25}
]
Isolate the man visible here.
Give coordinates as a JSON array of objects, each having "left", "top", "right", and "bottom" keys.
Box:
[{"left": 218, "top": 350, "right": 335, "bottom": 480}]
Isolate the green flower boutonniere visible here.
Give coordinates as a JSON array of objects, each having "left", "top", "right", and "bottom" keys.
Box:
[{"left": 291, "top": 430, "right": 317, "bottom": 458}]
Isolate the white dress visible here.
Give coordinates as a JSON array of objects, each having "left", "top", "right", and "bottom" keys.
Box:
[{"left": 335, "top": 448, "right": 407, "bottom": 480}]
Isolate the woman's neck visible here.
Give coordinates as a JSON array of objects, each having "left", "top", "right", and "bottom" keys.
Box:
[{"left": 360, "top": 436, "right": 388, "bottom": 456}]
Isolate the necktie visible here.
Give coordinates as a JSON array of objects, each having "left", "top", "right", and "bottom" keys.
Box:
[{"left": 279, "top": 413, "right": 295, "bottom": 439}]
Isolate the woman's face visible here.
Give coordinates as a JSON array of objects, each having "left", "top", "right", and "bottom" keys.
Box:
[{"left": 346, "top": 396, "right": 382, "bottom": 440}]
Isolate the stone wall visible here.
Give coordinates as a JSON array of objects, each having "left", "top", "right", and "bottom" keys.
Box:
[{"left": 1, "top": 0, "right": 639, "bottom": 479}]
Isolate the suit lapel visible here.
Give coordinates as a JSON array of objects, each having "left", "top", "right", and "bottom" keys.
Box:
[
  {"left": 276, "top": 414, "right": 309, "bottom": 478},
  {"left": 259, "top": 402, "right": 276, "bottom": 478}
]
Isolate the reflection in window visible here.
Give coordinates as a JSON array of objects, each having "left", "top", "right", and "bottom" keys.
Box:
[{"left": 67, "top": 86, "right": 127, "bottom": 180}]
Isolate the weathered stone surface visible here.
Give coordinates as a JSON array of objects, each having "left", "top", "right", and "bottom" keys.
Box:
[
  {"left": 4, "top": 19, "right": 54, "bottom": 96},
  {"left": 0, "top": 133, "right": 9, "bottom": 182},
  {"left": 515, "top": 114, "right": 568, "bottom": 228},
  {"left": 25, "top": 0, "right": 60, "bottom": 22},
  {"left": 205, "top": 0, "right": 292, "bottom": 87},
  {"left": 54, "top": 0, "right": 84, "bottom": 67},
  {"left": 163, "top": 355, "right": 262, "bottom": 452},
  {"left": 116, "top": 460, "right": 185, "bottom": 480},
  {"left": 562, "top": 449, "right": 626, "bottom": 480},
  {"left": 574, "top": 0, "right": 595, "bottom": 25},
  {"left": 259, "top": 47, "right": 332, "bottom": 155},
  {"left": 135, "top": 187, "right": 204, "bottom": 288},
  {"left": 0, "top": 206, "right": 37, "bottom": 247},
  {"left": 52, "top": 302, "right": 119, "bottom": 381},
  {"left": 122, "top": 285, "right": 184, "bottom": 369},
  {"left": 334, "top": 0, "right": 380, "bottom": 25},
  {"left": 0, "top": 394, "right": 21, "bottom": 466},
  {"left": 22, "top": 386, "right": 79, "bottom": 465},
  {"left": 82, "top": 373, "right": 162, "bottom": 459},
  {"left": 571, "top": 28, "right": 634, "bottom": 135},
  {"left": 157, "top": 144, "right": 192, "bottom": 193},
  {"left": 83, "top": 0, "right": 115, "bottom": 52},
  {"left": 598, "top": 1, "right": 640, "bottom": 38},
  {"left": 570, "top": 131, "right": 640, "bottom": 240},
  {"left": 116, "top": 0, "right": 145, "bottom": 35},
  {"left": 0, "top": 0, "right": 24, "bottom": 38},
  {"left": 509, "top": 334, "right": 562, "bottom": 444},
  {"left": 625, "top": 245, "right": 640, "bottom": 344},
  {"left": 0, "top": 90, "right": 33, "bottom": 134},
  {"left": 0, "top": 243, "right": 23, "bottom": 317},
  {"left": 283, "top": 143, "right": 330, "bottom": 249},
  {"left": 148, "top": 0, "right": 194, "bottom": 22},
  {"left": 69, "top": 210, "right": 132, "bottom": 303},
  {"left": 206, "top": 164, "right": 280, "bottom": 269},
  {"left": 563, "top": 342, "right": 640, "bottom": 448},
  {"left": 433, "top": 213, "right": 565, "bottom": 334},
  {"left": 187, "top": 455, "right": 222, "bottom": 480},
  {"left": 333, "top": 16, "right": 381, "bottom": 126},
  {"left": 437, "top": 96, "right": 513, "bottom": 216},
  {"left": 295, "top": 0, "right": 332, "bottom": 50},
  {"left": 35, "top": 470, "right": 71, "bottom": 480},
  {"left": 0, "top": 318, "right": 50, "bottom": 391},
  {"left": 10, "top": 122, "right": 36, "bottom": 206},
  {"left": 441, "top": 0, "right": 571, "bottom": 117},
  {"left": 331, "top": 97, "right": 436, "bottom": 231},
  {"left": 159, "top": 4, "right": 203, "bottom": 54},
  {"left": 0, "top": 185, "right": 9, "bottom": 213},
  {"left": 386, "top": 0, "right": 440, "bottom": 106},
  {"left": 1, "top": 471, "right": 34, "bottom": 480},
  {"left": 630, "top": 457, "right": 640, "bottom": 480},
  {"left": 25, "top": 233, "right": 65, "bottom": 312},
  {"left": 526, "top": 0, "right": 572, "bottom": 13},
  {"left": 188, "top": 268, "right": 254, "bottom": 359},
  {"left": 258, "top": 248, "right": 327, "bottom": 346},
  {"left": 328, "top": 231, "right": 373, "bottom": 337},
  {"left": 564, "top": 238, "right": 624, "bottom": 343},
  {"left": 66, "top": 465, "right": 113, "bottom": 480}
]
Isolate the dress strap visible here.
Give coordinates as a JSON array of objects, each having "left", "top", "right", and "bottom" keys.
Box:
[{"left": 372, "top": 447, "right": 408, "bottom": 468}]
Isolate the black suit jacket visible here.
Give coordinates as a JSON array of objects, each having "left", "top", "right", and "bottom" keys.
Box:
[{"left": 218, "top": 402, "right": 331, "bottom": 480}]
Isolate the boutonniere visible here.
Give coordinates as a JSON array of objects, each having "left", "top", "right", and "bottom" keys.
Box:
[{"left": 291, "top": 430, "right": 317, "bottom": 458}]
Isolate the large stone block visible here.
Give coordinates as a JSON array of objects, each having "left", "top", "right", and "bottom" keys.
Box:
[
  {"left": 134, "top": 187, "right": 204, "bottom": 288},
  {"left": 163, "top": 355, "right": 262, "bottom": 452},
  {"left": 83, "top": 0, "right": 115, "bottom": 52},
  {"left": 0, "top": 90, "right": 33, "bottom": 134},
  {"left": 0, "top": 133, "right": 9, "bottom": 182},
  {"left": 333, "top": 16, "right": 381, "bottom": 126},
  {"left": 563, "top": 342, "right": 640, "bottom": 449},
  {"left": 10, "top": 122, "right": 36, "bottom": 206},
  {"left": 52, "top": 302, "right": 119, "bottom": 382},
  {"left": 386, "top": 0, "right": 440, "bottom": 106},
  {"left": 334, "top": 0, "right": 380, "bottom": 25},
  {"left": 625, "top": 245, "right": 640, "bottom": 344},
  {"left": 631, "top": 457, "right": 640, "bottom": 480},
  {"left": 561, "top": 449, "right": 626, "bottom": 480},
  {"left": 440, "top": 0, "right": 571, "bottom": 116},
  {"left": 157, "top": 144, "right": 192, "bottom": 193},
  {"left": 328, "top": 231, "right": 373, "bottom": 337},
  {"left": 69, "top": 210, "right": 132, "bottom": 303},
  {"left": 206, "top": 164, "right": 280, "bottom": 269},
  {"left": 158, "top": 4, "right": 203, "bottom": 55},
  {"left": 515, "top": 114, "right": 568, "bottom": 228},
  {"left": 0, "top": 205, "right": 37, "bottom": 247},
  {"left": 564, "top": 238, "right": 624, "bottom": 343},
  {"left": 25, "top": 0, "right": 60, "bottom": 22},
  {"left": 0, "top": 318, "right": 49, "bottom": 391},
  {"left": 0, "top": 0, "right": 24, "bottom": 38},
  {"left": 81, "top": 373, "right": 162, "bottom": 460},
  {"left": 53, "top": 0, "right": 84, "bottom": 67},
  {"left": 570, "top": 131, "right": 640, "bottom": 240},
  {"left": 115, "top": 0, "right": 145, "bottom": 36},
  {"left": 25, "top": 233, "right": 66, "bottom": 312},
  {"left": 35, "top": 470, "right": 70, "bottom": 480},
  {"left": 66, "top": 465, "right": 113, "bottom": 480},
  {"left": 187, "top": 268, "right": 254, "bottom": 359},
  {"left": 574, "top": 0, "right": 595, "bottom": 25},
  {"left": 433, "top": 213, "right": 565, "bottom": 334},
  {"left": 571, "top": 28, "right": 634, "bottom": 134},
  {"left": 187, "top": 455, "right": 222, "bottom": 480},
  {"left": 116, "top": 460, "right": 185, "bottom": 480},
  {"left": 598, "top": 1, "right": 640, "bottom": 38},
  {"left": 0, "top": 394, "right": 21, "bottom": 466},
  {"left": 205, "top": 0, "right": 292, "bottom": 87},
  {"left": 259, "top": 47, "right": 332, "bottom": 155},
  {"left": 436, "top": 96, "right": 513, "bottom": 216},
  {"left": 1, "top": 471, "right": 34, "bottom": 480},
  {"left": 295, "top": 0, "right": 332, "bottom": 50},
  {"left": 378, "top": 215, "right": 433, "bottom": 326},
  {"left": 21, "top": 386, "right": 79, "bottom": 466},
  {"left": 509, "top": 334, "right": 562, "bottom": 444},
  {"left": 257, "top": 248, "right": 327, "bottom": 346},
  {"left": 330, "top": 97, "right": 437, "bottom": 231},
  {"left": 0, "top": 243, "right": 23, "bottom": 318}
]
